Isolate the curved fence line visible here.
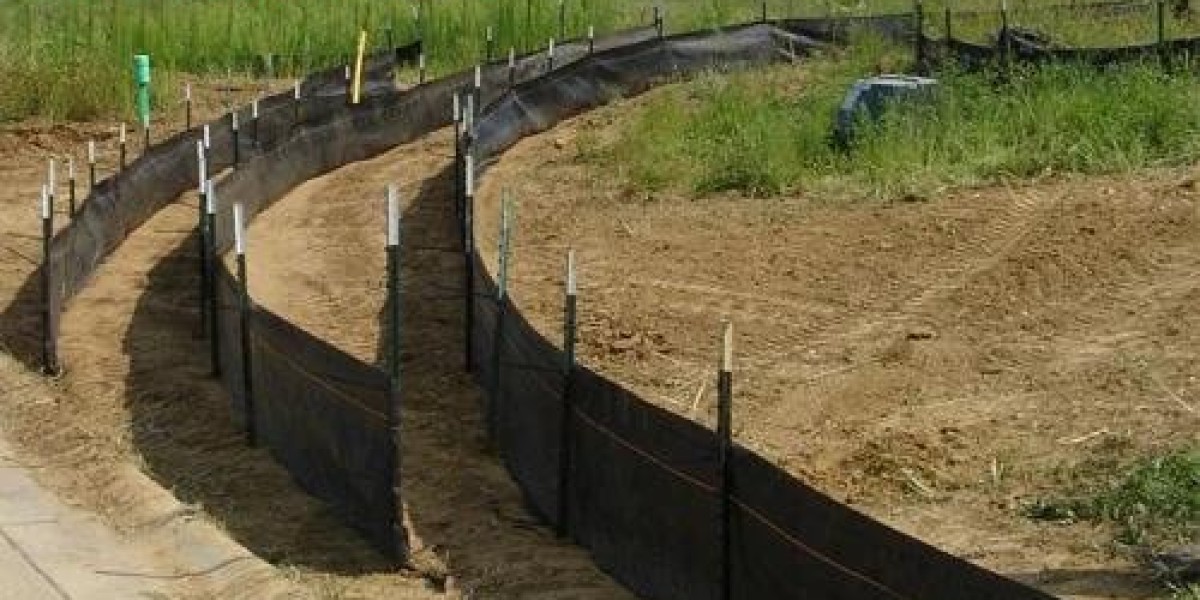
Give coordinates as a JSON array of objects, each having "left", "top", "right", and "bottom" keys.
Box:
[{"left": 15, "top": 4, "right": 1194, "bottom": 595}]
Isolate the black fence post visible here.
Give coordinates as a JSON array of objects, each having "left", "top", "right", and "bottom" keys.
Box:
[
  {"left": 233, "top": 202, "right": 257, "bottom": 447},
  {"left": 464, "top": 147, "right": 476, "bottom": 373},
  {"left": 184, "top": 83, "right": 192, "bottom": 131},
  {"left": 251, "top": 98, "right": 260, "bottom": 148},
  {"left": 914, "top": 0, "right": 925, "bottom": 72},
  {"left": 453, "top": 93, "right": 463, "bottom": 227},
  {"left": 231, "top": 110, "right": 241, "bottom": 167},
  {"left": 999, "top": 0, "right": 1011, "bottom": 75},
  {"left": 473, "top": 65, "right": 483, "bottom": 113},
  {"left": 142, "top": 118, "right": 150, "bottom": 153},
  {"left": 486, "top": 26, "right": 496, "bottom": 63},
  {"left": 556, "top": 248, "right": 578, "bottom": 539},
  {"left": 548, "top": 38, "right": 556, "bottom": 72},
  {"left": 40, "top": 185, "right": 58, "bottom": 376},
  {"left": 761, "top": 0, "right": 768, "bottom": 23},
  {"left": 293, "top": 81, "right": 302, "bottom": 127},
  {"left": 717, "top": 321, "right": 734, "bottom": 600},
  {"left": 944, "top": 5, "right": 952, "bottom": 44},
  {"left": 508, "top": 47, "right": 517, "bottom": 87},
  {"left": 654, "top": 6, "right": 664, "bottom": 38},
  {"left": 1158, "top": 0, "right": 1169, "bottom": 70},
  {"left": 419, "top": 53, "right": 427, "bottom": 85},
  {"left": 385, "top": 184, "right": 409, "bottom": 560},
  {"left": 205, "top": 180, "right": 220, "bottom": 378},
  {"left": 67, "top": 158, "right": 76, "bottom": 218},
  {"left": 588, "top": 25, "right": 596, "bottom": 54},
  {"left": 559, "top": 0, "right": 567, "bottom": 40},
  {"left": 196, "top": 141, "right": 209, "bottom": 338},
  {"left": 119, "top": 122, "right": 127, "bottom": 171},
  {"left": 489, "top": 192, "right": 514, "bottom": 443},
  {"left": 88, "top": 140, "right": 96, "bottom": 191}
]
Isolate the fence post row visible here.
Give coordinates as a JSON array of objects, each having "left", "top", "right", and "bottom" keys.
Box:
[
  {"left": 556, "top": 248, "right": 578, "bottom": 539},
  {"left": 559, "top": 0, "right": 567, "bottom": 40},
  {"left": 385, "top": 184, "right": 409, "bottom": 559},
  {"left": 205, "top": 179, "right": 220, "bottom": 378},
  {"left": 40, "top": 184, "right": 58, "bottom": 376},
  {"left": 233, "top": 202, "right": 257, "bottom": 446},
  {"left": 717, "top": 322, "right": 734, "bottom": 600},
  {"left": 489, "top": 191, "right": 514, "bottom": 443}
]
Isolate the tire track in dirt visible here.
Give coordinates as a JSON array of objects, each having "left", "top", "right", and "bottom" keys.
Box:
[{"left": 245, "top": 130, "right": 633, "bottom": 599}]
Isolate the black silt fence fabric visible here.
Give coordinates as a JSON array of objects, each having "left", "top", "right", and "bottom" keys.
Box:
[
  {"left": 730, "top": 447, "right": 1049, "bottom": 600},
  {"left": 250, "top": 305, "right": 395, "bottom": 551},
  {"left": 468, "top": 19, "right": 1055, "bottom": 599},
  {"left": 568, "top": 366, "right": 724, "bottom": 600}
]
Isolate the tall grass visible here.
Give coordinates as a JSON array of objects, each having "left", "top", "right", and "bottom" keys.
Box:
[
  {"left": 3, "top": 0, "right": 1200, "bottom": 121},
  {"left": 585, "top": 37, "right": 1200, "bottom": 200}
]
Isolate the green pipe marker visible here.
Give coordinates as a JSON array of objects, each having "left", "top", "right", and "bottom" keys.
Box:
[{"left": 133, "top": 54, "right": 151, "bottom": 126}]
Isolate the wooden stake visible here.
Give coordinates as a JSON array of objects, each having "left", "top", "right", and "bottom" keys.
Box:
[{"left": 556, "top": 248, "right": 578, "bottom": 538}]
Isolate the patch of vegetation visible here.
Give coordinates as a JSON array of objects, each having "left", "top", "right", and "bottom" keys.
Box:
[
  {"left": 586, "top": 37, "right": 1200, "bottom": 200},
  {"left": 1025, "top": 447, "right": 1198, "bottom": 545},
  {"left": 1, "top": 0, "right": 1199, "bottom": 121}
]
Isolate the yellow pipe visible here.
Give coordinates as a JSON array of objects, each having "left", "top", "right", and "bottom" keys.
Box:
[{"left": 351, "top": 30, "right": 368, "bottom": 105}]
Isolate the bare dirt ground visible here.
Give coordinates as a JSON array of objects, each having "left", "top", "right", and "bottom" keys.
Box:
[
  {"left": 472, "top": 85, "right": 1200, "bottom": 598},
  {"left": 244, "top": 130, "right": 633, "bottom": 599}
]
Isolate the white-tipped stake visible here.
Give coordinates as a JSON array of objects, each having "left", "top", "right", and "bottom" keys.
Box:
[
  {"left": 87, "top": 140, "right": 96, "bottom": 165},
  {"left": 589, "top": 25, "right": 595, "bottom": 42},
  {"left": 509, "top": 47, "right": 516, "bottom": 68},
  {"left": 411, "top": 4, "right": 419, "bottom": 20},
  {"left": 40, "top": 184, "right": 50, "bottom": 220},
  {"left": 566, "top": 249, "right": 577, "bottom": 296},
  {"left": 344, "top": 65, "right": 351, "bottom": 82},
  {"left": 465, "top": 94, "right": 474, "bottom": 128},
  {"left": 205, "top": 179, "right": 216, "bottom": 215},
  {"left": 549, "top": 39, "right": 556, "bottom": 60},
  {"left": 184, "top": 82, "right": 192, "bottom": 101},
  {"left": 465, "top": 154, "right": 475, "bottom": 198},
  {"left": 474, "top": 64, "right": 482, "bottom": 90},
  {"left": 294, "top": 80, "right": 302, "bottom": 100},
  {"left": 252, "top": 98, "right": 259, "bottom": 119},
  {"left": 67, "top": 157, "right": 75, "bottom": 182},
  {"left": 196, "top": 140, "right": 207, "bottom": 184},
  {"left": 487, "top": 26, "right": 494, "bottom": 43},
  {"left": 233, "top": 202, "right": 246, "bottom": 255},
  {"left": 203, "top": 124, "right": 211, "bottom": 150},
  {"left": 452, "top": 93, "right": 461, "bottom": 123},
  {"left": 47, "top": 158, "right": 56, "bottom": 192},
  {"left": 231, "top": 110, "right": 239, "bottom": 131},
  {"left": 721, "top": 321, "right": 733, "bottom": 372},
  {"left": 386, "top": 184, "right": 400, "bottom": 247},
  {"left": 119, "top": 122, "right": 127, "bottom": 144},
  {"left": 419, "top": 53, "right": 426, "bottom": 72}
]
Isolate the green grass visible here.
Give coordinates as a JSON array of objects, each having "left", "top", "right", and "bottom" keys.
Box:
[
  {"left": 3, "top": 0, "right": 1200, "bottom": 122},
  {"left": 1025, "top": 448, "right": 1198, "bottom": 546},
  {"left": 581, "top": 37, "right": 1200, "bottom": 200}
]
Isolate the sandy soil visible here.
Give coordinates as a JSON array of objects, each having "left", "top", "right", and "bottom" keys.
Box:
[
  {"left": 244, "top": 130, "right": 633, "bottom": 599},
  {"left": 472, "top": 81, "right": 1200, "bottom": 598}
]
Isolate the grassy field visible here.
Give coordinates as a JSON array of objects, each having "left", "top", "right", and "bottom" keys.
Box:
[
  {"left": 2, "top": 0, "right": 1200, "bottom": 122},
  {"left": 577, "top": 36, "right": 1200, "bottom": 200}
]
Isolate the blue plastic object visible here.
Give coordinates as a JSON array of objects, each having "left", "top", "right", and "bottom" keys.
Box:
[{"left": 834, "top": 74, "right": 937, "bottom": 148}]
